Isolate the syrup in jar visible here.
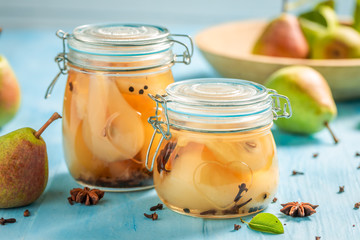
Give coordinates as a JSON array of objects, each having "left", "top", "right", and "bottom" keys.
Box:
[
  {"left": 146, "top": 78, "right": 292, "bottom": 218},
  {"left": 48, "top": 23, "right": 193, "bottom": 191}
]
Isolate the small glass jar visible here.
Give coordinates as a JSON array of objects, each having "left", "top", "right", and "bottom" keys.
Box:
[
  {"left": 146, "top": 78, "right": 292, "bottom": 218},
  {"left": 47, "top": 23, "right": 193, "bottom": 191}
]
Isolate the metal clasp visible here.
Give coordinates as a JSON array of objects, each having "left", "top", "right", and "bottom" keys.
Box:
[
  {"left": 169, "top": 34, "right": 194, "bottom": 65},
  {"left": 45, "top": 30, "right": 69, "bottom": 99},
  {"left": 145, "top": 94, "right": 172, "bottom": 171},
  {"left": 268, "top": 89, "right": 292, "bottom": 120}
]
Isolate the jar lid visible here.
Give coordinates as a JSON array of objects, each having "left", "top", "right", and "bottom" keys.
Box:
[
  {"left": 72, "top": 23, "right": 170, "bottom": 46},
  {"left": 167, "top": 78, "right": 268, "bottom": 106},
  {"left": 166, "top": 78, "right": 271, "bottom": 118},
  {"left": 151, "top": 78, "right": 291, "bottom": 132},
  {"left": 68, "top": 23, "right": 172, "bottom": 57}
]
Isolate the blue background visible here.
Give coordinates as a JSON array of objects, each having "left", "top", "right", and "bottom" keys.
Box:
[{"left": 0, "top": 0, "right": 360, "bottom": 239}]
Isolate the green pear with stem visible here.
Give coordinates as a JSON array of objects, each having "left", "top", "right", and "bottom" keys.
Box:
[
  {"left": 0, "top": 112, "right": 61, "bottom": 208},
  {"left": 265, "top": 66, "right": 338, "bottom": 143}
]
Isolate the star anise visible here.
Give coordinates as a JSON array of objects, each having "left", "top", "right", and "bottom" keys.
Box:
[
  {"left": 280, "top": 202, "right": 318, "bottom": 217},
  {"left": 69, "top": 187, "right": 105, "bottom": 206}
]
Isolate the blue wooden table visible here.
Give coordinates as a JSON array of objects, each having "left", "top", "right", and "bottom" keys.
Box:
[{"left": 0, "top": 26, "right": 360, "bottom": 240}]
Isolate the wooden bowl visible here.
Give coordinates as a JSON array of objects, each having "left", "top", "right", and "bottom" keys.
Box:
[{"left": 196, "top": 20, "right": 360, "bottom": 100}]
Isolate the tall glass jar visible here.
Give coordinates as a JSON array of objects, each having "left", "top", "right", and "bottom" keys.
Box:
[
  {"left": 47, "top": 23, "right": 193, "bottom": 191},
  {"left": 146, "top": 78, "right": 292, "bottom": 218}
]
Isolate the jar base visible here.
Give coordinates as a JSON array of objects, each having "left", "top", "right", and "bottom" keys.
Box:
[
  {"left": 160, "top": 200, "right": 267, "bottom": 219},
  {"left": 75, "top": 179, "right": 154, "bottom": 192}
]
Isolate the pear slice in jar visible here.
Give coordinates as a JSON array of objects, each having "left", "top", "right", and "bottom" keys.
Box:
[
  {"left": 115, "top": 69, "right": 174, "bottom": 98},
  {"left": 204, "top": 133, "right": 275, "bottom": 172},
  {"left": 82, "top": 73, "right": 144, "bottom": 163}
]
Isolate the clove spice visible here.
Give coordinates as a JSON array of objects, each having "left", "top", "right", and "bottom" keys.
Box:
[
  {"left": 315, "top": 237, "right": 321, "bottom": 240},
  {"left": 144, "top": 212, "right": 158, "bottom": 220},
  {"left": 200, "top": 209, "right": 217, "bottom": 215},
  {"left": 0, "top": 218, "right": 16, "bottom": 225},
  {"left": 354, "top": 202, "right": 360, "bottom": 209},
  {"left": 272, "top": 197, "right": 278, "bottom": 203},
  {"left": 69, "top": 82, "right": 73, "bottom": 92},
  {"left": 292, "top": 170, "right": 304, "bottom": 176},
  {"left": 150, "top": 203, "right": 163, "bottom": 211},
  {"left": 234, "top": 183, "right": 248, "bottom": 202},
  {"left": 23, "top": 210, "right": 30, "bottom": 217},
  {"left": 355, "top": 152, "right": 360, "bottom": 157},
  {"left": 338, "top": 186, "right": 345, "bottom": 193},
  {"left": 234, "top": 224, "right": 241, "bottom": 230},
  {"left": 313, "top": 153, "right": 319, "bottom": 158}
]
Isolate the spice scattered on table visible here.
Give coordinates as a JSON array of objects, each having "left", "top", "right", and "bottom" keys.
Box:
[
  {"left": 313, "top": 153, "right": 319, "bottom": 158},
  {"left": 280, "top": 202, "right": 318, "bottom": 217},
  {"left": 338, "top": 186, "right": 345, "bottom": 193},
  {"left": 150, "top": 203, "right": 163, "bottom": 211},
  {"left": 292, "top": 170, "right": 304, "bottom": 176},
  {"left": 272, "top": 197, "right": 278, "bottom": 203},
  {"left": 355, "top": 152, "right": 360, "bottom": 157},
  {"left": 69, "top": 187, "right": 105, "bottom": 206},
  {"left": 0, "top": 218, "right": 16, "bottom": 225},
  {"left": 353, "top": 224, "right": 355, "bottom": 227},
  {"left": 354, "top": 202, "right": 360, "bottom": 209},
  {"left": 23, "top": 209, "right": 30, "bottom": 217},
  {"left": 234, "top": 224, "right": 241, "bottom": 230},
  {"left": 144, "top": 212, "right": 158, "bottom": 220},
  {"left": 315, "top": 237, "right": 321, "bottom": 240},
  {"left": 357, "top": 164, "right": 360, "bottom": 170}
]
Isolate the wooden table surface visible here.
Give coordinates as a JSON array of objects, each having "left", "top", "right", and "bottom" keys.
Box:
[{"left": 0, "top": 26, "right": 359, "bottom": 240}]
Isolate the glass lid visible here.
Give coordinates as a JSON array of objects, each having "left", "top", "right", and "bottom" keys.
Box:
[
  {"left": 165, "top": 78, "right": 272, "bottom": 119},
  {"left": 166, "top": 78, "right": 268, "bottom": 106},
  {"left": 72, "top": 23, "right": 170, "bottom": 45}
]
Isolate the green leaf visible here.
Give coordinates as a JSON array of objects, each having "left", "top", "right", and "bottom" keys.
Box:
[{"left": 248, "top": 213, "right": 284, "bottom": 234}]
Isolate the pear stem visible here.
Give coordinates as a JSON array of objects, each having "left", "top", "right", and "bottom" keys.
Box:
[
  {"left": 282, "top": 0, "right": 288, "bottom": 13},
  {"left": 34, "top": 112, "right": 62, "bottom": 138},
  {"left": 324, "top": 121, "right": 339, "bottom": 144}
]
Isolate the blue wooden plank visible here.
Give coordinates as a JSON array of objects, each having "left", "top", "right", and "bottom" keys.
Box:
[{"left": 0, "top": 27, "right": 359, "bottom": 240}]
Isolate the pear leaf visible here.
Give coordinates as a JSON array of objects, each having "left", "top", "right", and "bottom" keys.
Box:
[{"left": 248, "top": 213, "right": 284, "bottom": 234}]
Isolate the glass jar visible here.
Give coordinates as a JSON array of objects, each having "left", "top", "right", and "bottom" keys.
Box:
[
  {"left": 146, "top": 78, "right": 292, "bottom": 218},
  {"left": 46, "top": 23, "right": 193, "bottom": 191}
]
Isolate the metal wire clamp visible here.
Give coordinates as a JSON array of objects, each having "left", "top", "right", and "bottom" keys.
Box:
[
  {"left": 170, "top": 34, "right": 194, "bottom": 65},
  {"left": 145, "top": 94, "right": 172, "bottom": 171},
  {"left": 45, "top": 30, "right": 69, "bottom": 99},
  {"left": 268, "top": 89, "right": 292, "bottom": 120}
]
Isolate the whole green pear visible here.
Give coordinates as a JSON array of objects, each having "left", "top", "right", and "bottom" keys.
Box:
[
  {"left": 252, "top": 13, "right": 309, "bottom": 58},
  {"left": 0, "top": 112, "right": 61, "bottom": 208},
  {"left": 311, "top": 26, "right": 360, "bottom": 59},
  {"left": 265, "top": 66, "right": 337, "bottom": 137}
]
